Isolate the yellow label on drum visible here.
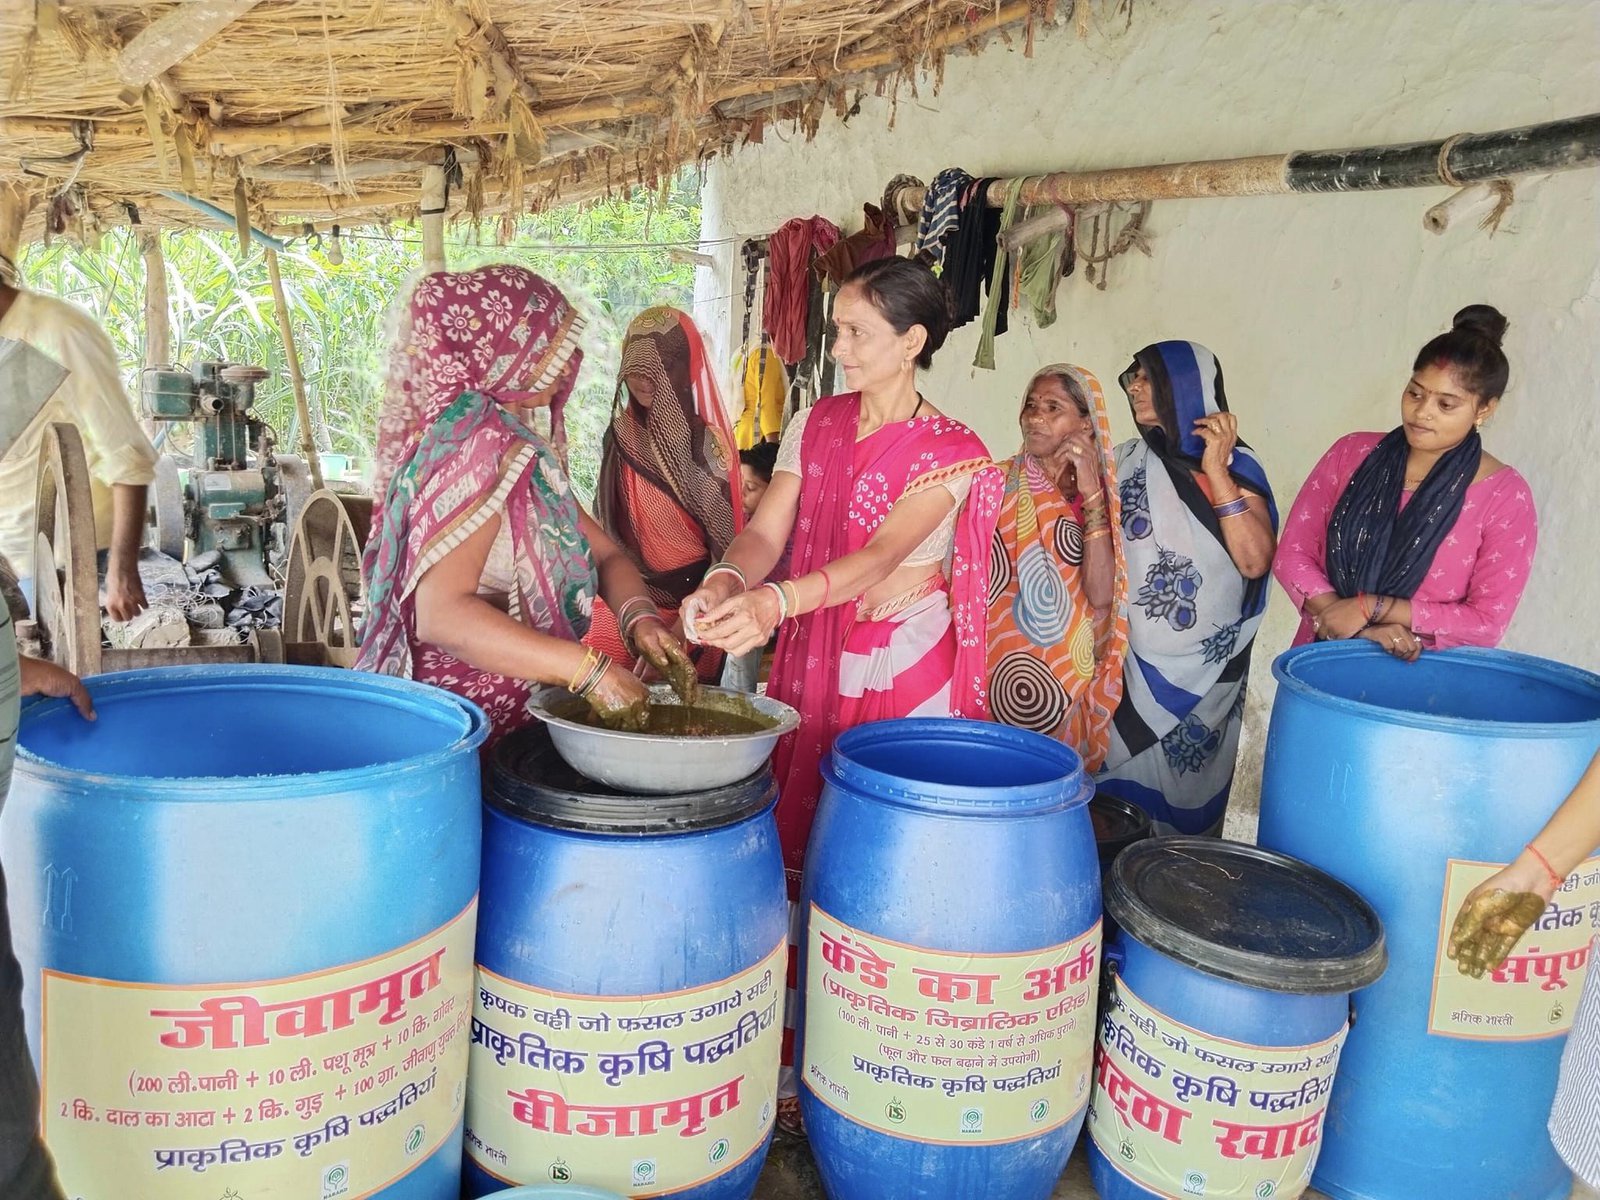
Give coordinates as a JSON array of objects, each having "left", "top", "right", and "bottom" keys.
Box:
[
  {"left": 1429, "top": 854, "right": 1600, "bottom": 1040},
  {"left": 464, "top": 940, "right": 785, "bottom": 1195},
  {"left": 42, "top": 900, "right": 477, "bottom": 1199},
  {"left": 801, "top": 904, "right": 1100, "bottom": 1144},
  {"left": 1087, "top": 976, "right": 1346, "bottom": 1200}
]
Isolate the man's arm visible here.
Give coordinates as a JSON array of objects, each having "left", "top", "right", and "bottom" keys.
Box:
[{"left": 104, "top": 483, "right": 148, "bottom": 621}]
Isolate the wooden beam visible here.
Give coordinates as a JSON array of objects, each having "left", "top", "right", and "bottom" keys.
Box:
[
  {"left": 115, "top": 0, "right": 264, "bottom": 88},
  {"left": 242, "top": 149, "right": 481, "bottom": 187}
]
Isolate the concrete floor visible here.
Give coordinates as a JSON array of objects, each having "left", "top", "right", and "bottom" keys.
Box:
[{"left": 752, "top": 1125, "right": 1596, "bottom": 1199}]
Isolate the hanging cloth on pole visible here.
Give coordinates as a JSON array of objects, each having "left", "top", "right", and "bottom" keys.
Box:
[
  {"left": 945, "top": 177, "right": 1009, "bottom": 333},
  {"left": 975, "top": 178, "right": 1027, "bottom": 369},
  {"left": 1015, "top": 202, "right": 1075, "bottom": 329},
  {"left": 912, "top": 167, "right": 973, "bottom": 269},
  {"left": 762, "top": 215, "right": 840, "bottom": 365}
]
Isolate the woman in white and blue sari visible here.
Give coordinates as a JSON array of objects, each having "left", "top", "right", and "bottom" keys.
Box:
[{"left": 1098, "top": 341, "right": 1278, "bottom": 835}]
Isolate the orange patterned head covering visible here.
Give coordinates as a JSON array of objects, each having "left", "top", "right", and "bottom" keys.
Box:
[{"left": 985, "top": 364, "right": 1130, "bottom": 769}]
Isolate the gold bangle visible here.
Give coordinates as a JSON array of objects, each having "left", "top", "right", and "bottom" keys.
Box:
[{"left": 567, "top": 647, "right": 597, "bottom": 692}]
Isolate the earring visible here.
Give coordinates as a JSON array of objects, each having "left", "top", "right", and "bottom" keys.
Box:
[{"left": 1475, "top": 418, "right": 1485, "bottom": 430}]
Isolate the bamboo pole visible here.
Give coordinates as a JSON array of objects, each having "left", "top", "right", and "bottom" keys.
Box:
[
  {"left": 138, "top": 231, "right": 169, "bottom": 439},
  {"left": 242, "top": 149, "right": 481, "bottom": 187},
  {"left": 0, "top": 117, "right": 151, "bottom": 140},
  {"left": 263, "top": 250, "right": 325, "bottom": 490},
  {"left": 903, "top": 113, "right": 1600, "bottom": 210},
  {"left": 139, "top": 232, "right": 170, "bottom": 369},
  {"left": 419, "top": 166, "right": 447, "bottom": 274},
  {"left": 205, "top": 93, "right": 673, "bottom": 157}
]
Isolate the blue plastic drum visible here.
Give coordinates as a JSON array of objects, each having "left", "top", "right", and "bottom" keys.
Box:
[
  {"left": 797, "top": 719, "right": 1101, "bottom": 1200},
  {"left": 1, "top": 665, "right": 487, "bottom": 1199},
  {"left": 484, "top": 1187, "right": 627, "bottom": 1199},
  {"left": 1257, "top": 643, "right": 1600, "bottom": 1200},
  {"left": 1087, "top": 838, "right": 1385, "bottom": 1200},
  {"left": 464, "top": 726, "right": 786, "bottom": 1199}
]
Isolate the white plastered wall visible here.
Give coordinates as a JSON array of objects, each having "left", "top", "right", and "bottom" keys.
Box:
[{"left": 698, "top": 0, "right": 1600, "bottom": 822}]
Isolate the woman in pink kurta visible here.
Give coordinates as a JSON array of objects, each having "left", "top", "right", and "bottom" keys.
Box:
[{"left": 1274, "top": 305, "right": 1536, "bottom": 656}]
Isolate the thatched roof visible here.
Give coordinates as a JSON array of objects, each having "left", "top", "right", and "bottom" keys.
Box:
[{"left": 0, "top": 1, "right": 1045, "bottom": 244}]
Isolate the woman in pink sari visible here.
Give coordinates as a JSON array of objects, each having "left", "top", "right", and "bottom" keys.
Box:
[
  {"left": 685, "top": 257, "right": 1002, "bottom": 1122},
  {"left": 357, "top": 266, "right": 692, "bottom": 744}
]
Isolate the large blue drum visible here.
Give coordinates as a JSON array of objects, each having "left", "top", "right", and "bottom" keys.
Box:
[
  {"left": 798, "top": 719, "right": 1100, "bottom": 1200},
  {"left": 464, "top": 727, "right": 786, "bottom": 1199},
  {"left": 1257, "top": 643, "right": 1600, "bottom": 1200},
  {"left": 1, "top": 665, "right": 487, "bottom": 1199},
  {"left": 1087, "top": 838, "right": 1385, "bottom": 1200}
]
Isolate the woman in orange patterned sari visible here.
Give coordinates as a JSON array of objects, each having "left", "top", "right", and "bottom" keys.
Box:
[
  {"left": 986, "top": 364, "right": 1128, "bottom": 770},
  {"left": 588, "top": 307, "right": 742, "bottom": 679}
]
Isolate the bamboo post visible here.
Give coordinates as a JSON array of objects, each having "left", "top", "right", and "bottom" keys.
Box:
[
  {"left": 139, "top": 232, "right": 170, "bottom": 369},
  {"left": 263, "top": 250, "right": 325, "bottom": 490},
  {"left": 420, "top": 165, "right": 447, "bottom": 274}
]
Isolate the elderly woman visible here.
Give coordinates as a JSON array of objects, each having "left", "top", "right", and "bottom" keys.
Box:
[
  {"left": 682, "top": 257, "right": 1001, "bottom": 1128},
  {"left": 357, "top": 267, "right": 692, "bottom": 743},
  {"left": 587, "top": 306, "right": 743, "bottom": 682},
  {"left": 987, "top": 364, "right": 1128, "bottom": 769},
  {"left": 1097, "top": 341, "right": 1278, "bottom": 836},
  {"left": 1274, "top": 305, "right": 1536, "bottom": 659}
]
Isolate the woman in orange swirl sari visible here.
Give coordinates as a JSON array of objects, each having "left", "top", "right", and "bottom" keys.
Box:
[
  {"left": 986, "top": 364, "right": 1128, "bottom": 770},
  {"left": 587, "top": 307, "right": 742, "bottom": 679}
]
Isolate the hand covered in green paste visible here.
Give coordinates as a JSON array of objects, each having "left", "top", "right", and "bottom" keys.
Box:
[
  {"left": 631, "top": 616, "right": 699, "bottom": 706},
  {"left": 584, "top": 663, "right": 649, "bottom": 732},
  {"left": 1447, "top": 863, "right": 1553, "bottom": 978}
]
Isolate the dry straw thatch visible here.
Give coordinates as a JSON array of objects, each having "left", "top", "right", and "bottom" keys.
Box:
[{"left": 0, "top": 0, "right": 1053, "bottom": 245}]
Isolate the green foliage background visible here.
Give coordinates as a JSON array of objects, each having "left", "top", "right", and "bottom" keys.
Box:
[{"left": 18, "top": 177, "right": 701, "bottom": 502}]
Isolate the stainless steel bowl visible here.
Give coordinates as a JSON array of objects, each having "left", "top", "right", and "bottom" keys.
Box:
[{"left": 527, "top": 684, "right": 800, "bottom": 794}]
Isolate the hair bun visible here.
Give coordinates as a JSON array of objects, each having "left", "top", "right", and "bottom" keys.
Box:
[{"left": 1451, "top": 304, "right": 1508, "bottom": 347}]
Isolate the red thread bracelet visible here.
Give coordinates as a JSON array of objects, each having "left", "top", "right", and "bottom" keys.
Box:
[
  {"left": 1526, "top": 843, "right": 1564, "bottom": 890},
  {"left": 818, "top": 566, "right": 833, "bottom": 611}
]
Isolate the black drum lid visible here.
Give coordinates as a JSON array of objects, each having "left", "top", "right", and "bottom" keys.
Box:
[
  {"left": 489, "top": 724, "right": 776, "bottom": 835},
  {"left": 1105, "top": 837, "right": 1387, "bottom": 994}
]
